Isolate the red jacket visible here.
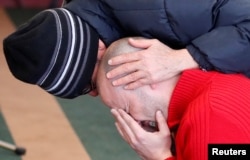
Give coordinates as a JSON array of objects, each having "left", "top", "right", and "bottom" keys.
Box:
[{"left": 167, "top": 69, "right": 250, "bottom": 160}]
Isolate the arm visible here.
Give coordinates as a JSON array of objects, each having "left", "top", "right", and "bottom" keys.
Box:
[
  {"left": 107, "top": 38, "right": 198, "bottom": 89},
  {"left": 186, "top": 0, "right": 250, "bottom": 76},
  {"left": 107, "top": 0, "right": 250, "bottom": 89},
  {"left": 107, "top": 20, "right": 250, "bottom": 89},
  {"left": 111, "top": 109, "right": 173, "bottom": 160},
  {"left": 187, "top": 23, "right": 250, "bottom": 75}
]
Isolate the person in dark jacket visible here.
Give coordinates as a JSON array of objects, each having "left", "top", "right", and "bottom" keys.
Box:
[
  {"left": 3, "top": 0, "right": 250, "bottom": 98},
  {"left": 63, "top": 0, "right": 250, "bottom": 90}
]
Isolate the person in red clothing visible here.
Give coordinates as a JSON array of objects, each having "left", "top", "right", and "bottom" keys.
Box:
[{"left": 96, "top": 37, "right": 250, "bottom": 160}]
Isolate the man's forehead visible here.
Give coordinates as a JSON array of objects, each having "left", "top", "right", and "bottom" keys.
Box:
[{"left": 101, "top": 86, "right": 128, "bottom": 109}]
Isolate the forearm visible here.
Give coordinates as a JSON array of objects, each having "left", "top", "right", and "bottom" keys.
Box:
[{"left": 175, "top": 48, "right": 199, "bottom": 72}]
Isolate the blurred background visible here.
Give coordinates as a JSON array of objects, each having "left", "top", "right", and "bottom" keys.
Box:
[{"left": 0, "top": 1, "right": 140, "bottom": 160}]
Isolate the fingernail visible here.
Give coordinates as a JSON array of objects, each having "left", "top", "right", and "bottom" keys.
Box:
[
  {"left": 110, "top": 109, "right": 115, "bottom": 113},
  {"left": 112, "top": 81, "right": 117, "bottom": 86},
  {"left": 106, "top": 73, "right": 111, "bottom": 78},
  {"left": 157, "top": 110, "right": 162, "bottom": 116},
  {"left": 108, "top": 59, "right": 112, "bottom": 65}
]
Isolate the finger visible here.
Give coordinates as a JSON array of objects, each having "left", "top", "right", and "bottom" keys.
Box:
[
  {"left": 112, "top": 110, "right": 133, "bottom": 142},
  {"left": 115, "top": 122, "right": 128, "bottom": 141},
  {"left": 108, "top": 52, "right": 140, "bottom": 65},
  {"left": 116, "top": 122, "right": 138, "bottom": 150},
  {"left": 155, "top": 110, "right": 169, "bottom": 134},
  {"left": 128, "top": 38, "right": 153, "bottom": 49},
  {"left": 112, "top": 71, "right": 146, "bottom": 87},
  {"left": 124, "top": 78, "right": 150, "bottom": 90},
  {"left": 106, "top": 62, "right": 138, "bottom": 79},
  {"left": 113, "top": 109, "right": 136, "bottom": 141},
  {"left": 110, "top": 109, "right": 120, "bottom": 122},
  {"left": 118, "top": 109, "right": 145, "bottom": 135}
]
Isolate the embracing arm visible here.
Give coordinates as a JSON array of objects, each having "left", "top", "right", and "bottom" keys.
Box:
[
  {"left": 187, "top": 22, "right": 250, "bottom": 76},
  {"left": 106, "top": 0, "right": 250, "bottom": 89},
  {"left": 187, "top": 0, "right": 250, "bottom": 77}
]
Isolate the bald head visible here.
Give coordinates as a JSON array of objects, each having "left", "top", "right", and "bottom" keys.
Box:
[
  {"left": 101, "top": 37, "right": 143, "bottom": 75},
  {"left": 96, "top": 37, "right": 144, "bottom": 107},
  {"left": 97, "top": 37, "right": 164, "bottom": 119}
]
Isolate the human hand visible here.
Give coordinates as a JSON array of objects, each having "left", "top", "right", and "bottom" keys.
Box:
[
  {"left": 111, "top": 109, "right": 173, "bottom": 160},
  {"left": 106, "top": 38, "right": 198, "bottom": 89}
]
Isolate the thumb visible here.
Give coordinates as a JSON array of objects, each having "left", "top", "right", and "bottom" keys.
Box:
[{"left": 156, "top": 110, "right": 170, "bottom": 134}]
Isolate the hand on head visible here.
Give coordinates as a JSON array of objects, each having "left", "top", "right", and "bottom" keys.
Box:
[{"left": 106, "top": 38, "right": 198, "bottom": 90}]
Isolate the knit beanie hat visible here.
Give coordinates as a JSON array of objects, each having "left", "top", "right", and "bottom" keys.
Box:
[{"left": 3, "top": 8, "right": 99, "bottom": 99}]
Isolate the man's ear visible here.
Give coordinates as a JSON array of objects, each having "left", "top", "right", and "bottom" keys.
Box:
[
  {"left": 99, "top": 39, "right": 106, "bottom": 50},
  {"left": 97, "top": 39, "right": 106, "bottom": 59}
]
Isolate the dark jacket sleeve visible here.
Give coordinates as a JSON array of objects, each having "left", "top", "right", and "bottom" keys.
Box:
[
  {"left": 104, "top": 0, "right": 250, "bottom": 77},
  {"left": 185, "top": 0, "right": 250, "bottom": 77},
  {"left": 65, "top": 0, "right": 250, "bottom": 77},
  {"left": 63, "top": 0, "right": 124, "bottom": 46}
]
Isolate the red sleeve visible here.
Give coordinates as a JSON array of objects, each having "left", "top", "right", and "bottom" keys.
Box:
[{"left": 165, "top": 157, "right": 175, "bottom": 160}]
